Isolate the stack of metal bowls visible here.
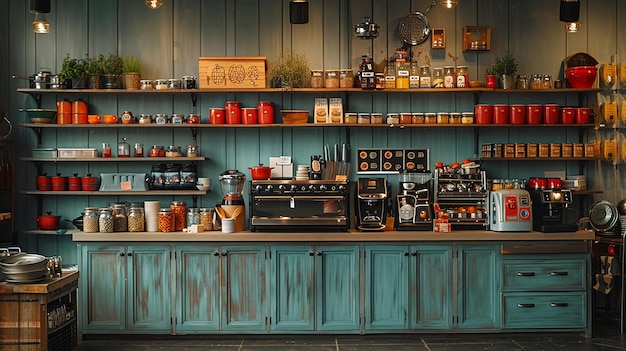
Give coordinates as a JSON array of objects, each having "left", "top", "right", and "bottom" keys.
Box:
[{"left": 0, "top": 250, "right": 49, "bottom": 283}]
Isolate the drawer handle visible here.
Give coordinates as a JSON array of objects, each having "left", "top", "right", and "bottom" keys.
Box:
[
  {"left": 517, "top": 272, "right": 535, "bottom": 277},
  {"left": 517, "top": 303, "right": 535, "bottom": 308},
  {"left": 550, "top": 302, "right": 569, "bottom": 307},
  {"left": 550, "top": 271, "right": 569, "bottom": 276}
]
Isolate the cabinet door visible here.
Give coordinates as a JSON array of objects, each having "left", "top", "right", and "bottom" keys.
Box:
[
  {"left": 80, "top": 245, "right": 126, "bottom": 332},
  {"left": 175, "top": 245, "right": 221, "bottom": 333},
  {"left": 270, "top": 245, "right": 315, "bottom": 331},
  {"left": 126, "top": 245, "right": 172, "bottom": 332},
  {"left": 411, "top": 244, "right": 453, "bottom": 330},
  {"left": 364, "top": 245, "right": 409, "bottom": 331},
  {"left": 316, "top": 245, "right": 360, "bottom": 332},
  {"left": 457, "top": 244, "right": 499, "bottom": 329},
  {"left": 221, "top": 245, "right": 267, "bottom": 332}
]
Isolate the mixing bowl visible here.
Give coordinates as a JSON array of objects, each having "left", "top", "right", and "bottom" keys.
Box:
[{"left": 565, "top": 66, "right": 597, "bottom": 88}]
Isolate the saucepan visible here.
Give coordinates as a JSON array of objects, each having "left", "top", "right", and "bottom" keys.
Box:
[
  {"left": 249, "top": 164, "right": 274, "bottom": 180},
  {"left": 34, "top": 212, "right": 61, "bottom": 230}
]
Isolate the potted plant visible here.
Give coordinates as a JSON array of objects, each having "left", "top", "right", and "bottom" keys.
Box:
[
  {"left": 101, "top": 53, "right": 124, "bottom": 89},
  {"left": 268, "top": 51, "right": 310, "bottom": 88},
  {"left": 85, "top": 54, "right": 105, "bottom": 89},
  {"left": 122, "top": 54, "right": 143, "bottom": 90},
  {"left": 492, "top": 53, "right": 518, "bottom": 89},
  {"left": 484, "top": 65, "right": 497, "bottom": 88},
  {"left": 58, "top": 55, "right": 87, "bottom": 89}
]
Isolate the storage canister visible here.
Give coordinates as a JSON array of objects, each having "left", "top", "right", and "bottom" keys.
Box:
[
  {"left": 344, "top": 113, "right": 357, "bottom": 124},
  {"left": 242, "top": 108, "right": 258, "bottom": 124},
  {"left": 68, "top": 173, "right": 82, "bottom": 191},
  {"left": 461, "top": 112, "right": 474, "bottom": 124},
  {"left": 225, "top": 101, "right": 241, "bottom": 124},
  {"left": 443, "top": 66, "right": 456, "bottom": 88},
  {"left": 357, "top": 113, "right": 370, "bottom": 124},
  {"left": 210, "top": 108, "right": 225, "bottom": 124},
  {"left": 474, "top": 105, "right": 493, "bottom": 124},
  {"left": 182, "top": 76, "right": 197, "bottom": 89},
  {"left": 72, "top": 99, "right": 88, "bottom": 124},
  {"left": 325, "top": 70, "right": 340, "bottom": 88},
  {"left": 310, "top": 70, "right": 324, "bottom": 88},
  {"left": 386, "top": 113, "right": 399, "bottom": 124},
  {"left": 542, "top": 104, "right": 558, "bottom": 124},
  {"left": 432, "top": 68, "right": 444, "bottom": 88},
  {"left": 170, "top": 201, "right": 187, "bottom": 231},
  {"left": 98, "top": 208, "right": 114, "bottom": 233},
  {"left": 412, "top": 113, "right": 425, "bottom": 124},
  {"left": 187, "top": 113, "right": 200, "bottom": 124},
  {"left": 138, "top": 114, "right": 152, "bottom": 124},
  {"left": 456, "top": 66, "right": 469, "bottom": 88},
  {"left": 370, "top": 113, "right": 383, "bottom": 124},
  {"left": 561, "top": 107, "right": 576, "bottom": 124},
  {"left": 400, "top": 113, "right": 412, "bottom": 124},
  {"left": 510, "top": 105, "right": 526, "bottom": 125},
  {"left": 449, "top": 112, "right": 461, "bottom": 124},
  {"left": 339, "top": 69, "right": 354, "bottom": 88},
  {"left": 112, "top": 204, "right": 128, "bottom": 232},
  {"left": 154, "top": 79, "right": 168, "bottom": 90},
  {"left": 83, "top": 207, "right": 99, "bottom": 233},
  {"left": 424, "top": 112, "right": 437, "bottom": 124},
  {"left": 140, "top": 80, "right": 154, "bottom": 90},
  {"left": 576, "top": 107, "right": 590, "bottom": 124},
  {"left": 155, "top": 113, "right": 168, "bottom": 124},
  {"left": 493, "top": 105, "right": 509, "bottom": 124},
  {"left": 128, "top": 207, "right": 145, "bottom": 232},
  {"left": 436, "top": 112, "right": 449, "bottom": 124},
  {"left": 171, "top": 114, "right": 184, "bottom": 124},
  {"left": 56, "top": 99, "right": 72, "bottom": 124},
  {"left": 187, "top": 208, "right": 200, "bottom": 226},
  {"left": 158, "top": 208, "right": 175, "bottom": 232},
  {"left": 526, "top": 104, "right": 544, "bottom": 124},
  {"left": 199, "top": 208, "right": 214, "bottom": 231},
  {"left": 168, "top": 78, "right": 182, "bottom": 89},
  {"left": 257, "top": 102, "right": 274, "bottom": 124}
]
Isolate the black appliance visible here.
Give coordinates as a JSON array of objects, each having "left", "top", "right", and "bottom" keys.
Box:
[
  {"left": 249, "top": 179, "right": 349, "bottom": 232},
  {"left": 356, "top": 178, "right": 388, "bottom": 231},
  {"left": 529, "top": 189, "right": 578, "bottom": 232},
  {"left": 395, "top": 170, "right": 432, "bottom": 231}
]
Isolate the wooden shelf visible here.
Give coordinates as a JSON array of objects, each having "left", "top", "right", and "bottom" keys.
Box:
[
  {"left": 474, "top": 157, "right": 600, "bottom": 161},
  {"left": 21, "top": 156, "right": 206, "bottom": 162},
  {"left": 21, "top": 123, "right": 596, "bottom": 129},
  {"left": 24, "top": 190, "right": 207, "bottom": 196}
]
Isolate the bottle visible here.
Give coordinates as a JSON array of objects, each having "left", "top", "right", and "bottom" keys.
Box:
[
  {"left": 358, "top": 55, "right": 376, "bottom": 89},
  {"left": 456, "top": 66, "right": 469, "bottom": 88},
  {"left": 444, "top": 66, "right": 456, "bottom": 88},
  {"left": 395, "top": 55, "right": 409, "bottom": 89},
  {"left": 409, "top": 62, "right": 420, "bottom": 89},
  {"left": 385, "top": 61, "right": 396, "bottom": 89},
  {"left": 419, "top": 66, "right": 431, "bottom": 88},
  {"left": 117, "top": 137, "right": 130, "bottom": 158}
]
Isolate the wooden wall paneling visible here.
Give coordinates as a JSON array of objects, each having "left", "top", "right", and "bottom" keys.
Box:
[
  {"left": 478, "top": 0, "right": 507, "bottom": 67},
  {"left": 387, "top": 0, "right": 409, "bottom": 59},
  {"left": 259, "top": 0, "right": 283, "bottom": 64},
  {"left": 235, "top": 0, "right": 260, "bottom": 56},
  {"left": 291, "top": 127, "right": 324, "bottom": 168},
  {"left": 258, "top": 127, "right": 286, "bottom": 166},
  {"left": 172, "top": 0, "right": 202, "bottom": 77},
  {"left": 349, "top": 0, "right": 374, "bottom": 71},
  {"left": 587, "top": 0, "right": 616, "bottom": 64},
  {"left": 200, "top": 0, "right": 227, "bottom": 56},
  {"left": 235, "top": 128, "right": 261, "bottom": 173},
  {"left": 0, "top": 1, "right": 8, "bottom": 111},
  {"left": 322, "top": 0, "right": 342, "bottom": 70},
  {"left": 371, "top": 0, "right": 388, "bottom": 69},
  {"left": 339, "top": 0, "right": 352, "bottom": 69},
  {"left": 225, "top": 0, "right": 237, "bottom": 56},
  {"left": 87, "top": 0, "right": 115, "bottom": 57},
  {"left": 288, "top": 0, "right": 323, "bottom": 69},
  {"left": 564, "top": 0, "right": 588, "bottom": 59}
]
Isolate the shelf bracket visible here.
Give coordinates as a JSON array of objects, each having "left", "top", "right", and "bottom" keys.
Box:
[
  {"left": 191, "top": 127, "right": 198, "bottom": 143},
  {"left": 473, "top": 91, "right": 483, "bottom": 106},
  {"left": 192, "top": 195, "right": 198, "bottom": 208},
  {"left": 30, "top": 127, "right": 44, "bottom": 148},
  {"left": 473, "top": 127, "right": 480, "bottom": 158},
  {"left": 27, "top": 92, "right": 43, "bottom": 109},
  {"left": 190, "top": 93, "right": 198, "bottom": 114}
]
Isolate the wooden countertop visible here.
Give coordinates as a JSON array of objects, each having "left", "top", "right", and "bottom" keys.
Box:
[
  {"left": 72, "top": 230, "right": 595, "bottom": 242},
  {"left": 0, "top": 270, "right": 79, "bottom": 294}
]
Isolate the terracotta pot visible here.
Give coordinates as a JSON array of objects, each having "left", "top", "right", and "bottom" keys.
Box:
[
  {"left": 35, "top": 212, "right": 61, "bottom": 230},
  {"left": 249, "top": 164, "right": 274, "bottom": 180}
]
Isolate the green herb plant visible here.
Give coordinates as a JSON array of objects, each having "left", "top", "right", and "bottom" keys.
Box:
[
  {"left": 492, "top": 53, "right": 518, "bottom": 76},
  {"left": 58, "top": 55, "right": 87, "bottom": 81},
  {"left": 102, "top": 53, "right": 124, "bottom": 75},
  {"left": 122, "top": 54, "right": 143, "bottom": 74},
  {"left": 269, "top": 51, "right": 311, "bottom": 88}
]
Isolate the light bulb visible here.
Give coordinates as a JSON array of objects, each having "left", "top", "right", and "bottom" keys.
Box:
[
  {"left": 565, "top": 22, "right": 581, "bottom": 33},
  {"left": 145, "top": 0, "right": 163, "bottom": 10},
  {"left": 32, "top": 13, "right": 49, "bottom": 33},
  {"left": 440, "top": 0, "right": 458, "bottom": 9}
]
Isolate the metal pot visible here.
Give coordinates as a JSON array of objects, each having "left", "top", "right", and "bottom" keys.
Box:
[
  {"left": 248, "top": 164, "right": 274, "bottom": 180},
  {"left": 589, "top": 200, "right": 619, "bottom": 233},
  {"left": 354, "top": 17, "right": 380, "bottom": 39},
  {"left": 35, "top": 212, "right": 61, "bottom": 230},
  {"left": 66, "top": 214, "right": 83, "bottom": 230}
]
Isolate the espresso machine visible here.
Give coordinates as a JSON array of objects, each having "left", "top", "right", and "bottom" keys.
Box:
[
  {"left": 395, "top": 169, "right": 433, "bottom": 231},
  {"left": 529, "top": 188, "right": 578, "bottom": 232},
  {"left": 219, "top": 169, "right": 246, "bottom": 231},
  {"left": 356, "top": 178, "right": 387, "bottom": 231}
]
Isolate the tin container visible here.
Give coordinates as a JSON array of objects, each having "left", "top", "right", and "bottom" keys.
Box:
[
  {"left": 168, "top": 79, "right": 182, "bottom": 89},
  {"left": 182, "top": 76, "right": 197, "bottom": 89}
]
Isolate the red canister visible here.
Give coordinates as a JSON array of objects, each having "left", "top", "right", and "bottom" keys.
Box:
[
  {"left": 225, "top": 101, "right": 242, "bottom": 124},
  {"left": 526, "top": 105, "right": 543, "bottom": 124},
  {"left": 258, "top": 101, "right": 275, "bottom": 124},
  {"left": 242, "top": 108, "right": 258, "bottom": 124},
  {"left": 561, "top": 107, "right": 576, "bottom": 124},
  {"left": 51, "top": 173, "right": 68, "bottom": 191},
  {"left": 36, "top": 174, "right": 51, "bottom": 191},
  {"left": 81, "top": 174, "right": 98, "bottom": 191},
  {"left": 548, "top": 178, "right": 562, "bottom": 189},
  {"left": 56, "top": 99, "right": 72, "bottom": 124},
  {"left": 68, "top": 173, "right": 82, "bottom": 191},
  {"left": 543, "top": 104, "right": 559, "bottom": 124},
  {"left": 529, "top": 177, "right": 548, "bottom": 190},
  {"left": 493, "top": 104, "right": 509, "bottom": 124},
  {"left": 510, "top": 105, "right": 526, "bottom": 125},
  {"left": 209, "top": 108, "right": 225, "bottom": 124},
  {"left": 72, "top": 99, "right": 88, "bottom": 124},
  {"left": 474, "top": 105, "right": 493, "bottom": 124},
  {"left": 576, "top": 107, "right": 590, "bottom": 124}
]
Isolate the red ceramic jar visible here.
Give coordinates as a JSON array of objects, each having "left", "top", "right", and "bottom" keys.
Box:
[
  {"left": 561, "top": 107, "right": 576, "bottom": 124},
  {"left": 68, "top": 174, "right": 82, "bottom": 191},
  {"left": 51, "top": 174, "right": 68, "bottom": 191},
  {"left": 543, "top": 104, "right": 559, "bottom": 124},
  {"left": 576, "top": 107, "right": 591, "bottom": 124},
  {"left": 36, "top": 175, "right": 52, "bottom": 191},
  {"left": 225, "top": 101, "right": 242, "bottom": 124},
  {"left": 493, "top": 105, "right": 509, "bottom": 124},
  {"left": 81, "top": 174, "right": 98, "bottom": 191},
  {"left": 474, "top": 105, "right": 493, "bottom": 124},
  {"left": 258, "top": 101, "right": 275, "bottom": 124},
  {"left": 209, "top": 108, "right": 225, "bottom": 124},
  {"left": 242, "top": 108, "right": 258, "bottom": 124},
  {"left": 525, "top": 105, "right": 542, "bottom": 124},
  {"left": 510, "top": 105, "right": 526, "bottom": 125}
]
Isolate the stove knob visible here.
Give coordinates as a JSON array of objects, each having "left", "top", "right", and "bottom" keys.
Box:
[
  {"left": 254, "top": 184, "right": 263, "bottom": 192},
  {"left": 300, "top": 185, "right": 308, "bottom": 192},
  {"left": 338, "top": 184, "right": 346, "bottom": 191},
  {"left": 309, "top": 184, "right": 316, "bottom": 192},
  {"left": 278, "top": 184, "right": 287, "bottom": 192},
  {"left": 319, "top": 185, "right": 327, "bottom": 192},
  {"left": 266, "top": 184, "right": 274, "bottom": 192},
  {"left": 290, "top": 184, "right": 298, "bottom": 192}
]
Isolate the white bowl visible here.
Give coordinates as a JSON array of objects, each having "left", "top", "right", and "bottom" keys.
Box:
[
  {"left": 197, "top": 185, "right": 210, "bottom": 191},
  {"left": 198, "top": 178, "right": 211, "bottom": 186}
]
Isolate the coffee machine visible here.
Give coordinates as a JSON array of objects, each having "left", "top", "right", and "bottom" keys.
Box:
[
  {"left": 395, "top": 170, "right": 433, "bottom": 231},
  {"left": 529, "top": 189, "right": 578, "bottom": 232},
  {"left": 219, "top": 169, "right": 246, "bottom": 231},
  {"left": 356, "top": 178, "right": 387, "bottom": 231}
]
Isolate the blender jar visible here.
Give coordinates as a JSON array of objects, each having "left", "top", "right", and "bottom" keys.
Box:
[{"left": 219, "top": 169, "right": 246, "bottom": 205}]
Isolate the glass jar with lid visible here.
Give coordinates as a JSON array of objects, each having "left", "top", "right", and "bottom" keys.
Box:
[
  {"left": 168, "top": 78, "right": 182, "bottom": 89},
  {"left": 311, "top": 70, "right": 324, "bottom": 88},
  {"left": 155, "top": 113, "right": 168, "bottom": 124},
  {"left": 171, "top": 114, "right": 184, "bottom": 124},
  {"left": 117, "top": 137, "right": 130, "bottom": 158},
  {"left": 444, "top": 66, "right": 456, "bottom": 88},
  {"left": 386, "top": 113, "right": 400, "bottom": 124},
  {"left": 83, "top": 207, "right": 99, "bottom": 233},
  {"left": 456, "top": 66, "right": 469, "bottom": 88},
  {"left": 138, "top": 114, "right": 152, "bottom": 124},
  {"left": 425, "top": 112, "right": 437, "bottom": 124},
  {"left": 158, "top": 208, "right": 175, "bottom": 232},
  {"left": 128, "top": 207, "right": 145, "bottom": 232},
  {"left": 395, "top": 60, "right": 410, "bottom": 89},
  {"left": 409, "top": 62, "right": 420, "bottom": 89},
  {"left": 186, "top": 144, "right": 199, "bottom": 157},
  {"left": 370, "top": 113, "right": 383, "bottom": 124},
  {"left": 170, "top": 201, "right": 187, "bottom": 231},
  {"left": 199, "top": 208, "right": 214, "bottom": 231},
  {"left": 112, "top": 204, "right": 128, "bottom": 232},
  {"left": 419, "top": 66, "right": 431, "bottom": 88},
  {"left": 325, "top": 70, "right": 339, "bottom": 88},
  {"left": 491, "top": 179, "right": 503, "bottom": 191},
  {"left": 154, "top": 79, "right": 168, "bottom": 90},
  {"left": 339, "top": 69, "right": 354, "bottom": 88},
  {"left": 98, "top": 208, "right": 114, "bottom": 233},
  {"left": 182, "top": 76, "right": 197, "bottom": 89},
  {"left": 150, "top": 145, "right": 165, "bottom": 157},
  {"left": 385, "top": 61, "right": 396, "bottom": 89},
  {"left": 432, "top": 68, "right": 444, "bottom": 88},
  {"left": 166, "top": 145, "right": 182, "bottom": 158},
  {"left": 187, "top": 208, "right": 200, "bottom": 226},
  {"left": 140, "top": 80, "right": 154, "bottom": 90}
]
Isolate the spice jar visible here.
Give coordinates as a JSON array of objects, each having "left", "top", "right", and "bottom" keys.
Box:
[
  {"left": 437, "top": 112, "right": 449, "bottom": 124},
  {"left": 182, "top": 76, "right": 197, "bottom": 89},
  {"left": 187, "top": 208, "right": 200, "bottom": 226},
  {"left": 325, "top": 70, "right": 340, "bottom": 88},
  {"left": 357, "top": 113, "right": 370, "bottom": 124},
  {"left": 166, "top": 145, "right": 182, "bottom": 158},
  {"left": 449, "top": 112, "right": 461, "bottom": 124},
  {"left": 432, "top": 68, "right": 444, "bottom": 88},
  {"left": 400, "top": 113, "right": 412, "bottom": 124},
  {"left": 158, "top": 208, "right": 175, "bottom": 232},
  {"left": 98, "top": 208, "right": 114, "bottom": 233},
  {"left": 444, "top": 66, "right": 456, "bottom": 88},
  {"left": 154, "top": 79, "right": 168, "bottom": 90},
  {"left": 117, "top": 137, "right": 130, "bottom": 158},
  {"left": 187, "top": 113, "right": 200, "bottom": 124},
  {"left": 339, "top": 69, "right": 354, "bottom": 88},
  {"left": 425, "top": 112, "right": 437, "bottom": 124},
  {"left": 199, "top": 208, "right": 214, "bottom": 231},
  {"left": 83, "top": 207, "right": 99, "bottom": 233},
  {"left": 138, "top": 114, "right": 152, "bottom": 124},
  {"left": 456, "top": 66, "right": 469, "bottom": 88},
  {"left": 370, "top": 113, "right": 383, "bottom": 124},
  {"left": 134, "top": 143, "right": 144, "bottom": 157},
  {"left": 419, "top": 66, "right": 431, "bottom": 88},
  {"left": 171, "top": 114, "right": 184, "bottom": 124},
  {"left": 168, "top": 78, "right": 182, "bottom": 89},
  {"left": 150, "top": 145, "right": 165, "bottom": 157},
  {"left": 170, "top": 201, "right": 187, "bottom": 231},
  {"left": 112, "top": 204, "right": 128, "bottom": 232},
  {"left": 155, "top": 113, "right": 168, "bottom": 124},
  {"left": 186, "top": 144, "right": 198, "bottom": 157},
  {"left": 386, "top": 113, "right": 399, "bottom": 124},
  {"left": 412, "top": 113, "right": 425, "bottom": 124},
  {"left": 128, "top": 207, "right": 145, "bottom": 232},
  {"left": 409, "top": 62, "right": 420, "bottom": 89},
  {"left": 140, "top": 80, "right": 154, "bottom": 90},
  {"left": 311, "top": 70, "right": 324, "bottom": 88}
]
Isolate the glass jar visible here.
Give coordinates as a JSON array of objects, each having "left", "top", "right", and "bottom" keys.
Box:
[
  {"left": 375, "top": 73, "right": 385, "bottom": 89},
  {"left": 386, "top": 113, "right": 399, "bottom": 124},
  {"left": 187, "top": 113, "right": 200, "bottom": 124},
  {"left": 530, "top": 74, "right": 543, "bottom": 89},
  {"left": 101, "top": 142, "right": 112, "bottom": 158},
  {"left": 155, "top": 113, "right": 168, "bottom": 124},
  {"left": 140, "top": 80, "right": 154, "bottom": 90},
  {"left": 409, "top": 62, "right": 420, "bottom": 89},
  {"left": 134, "top": 142, "right": 144, "bottom": 157},
  {"left": 325, "top": 70, "right": 339, "bottom": 88},
  {"left": 449, "top": 112, "right": 461, "bottom": 124},
  {"left": 344, "top": 113, "right": 357, "bottom": 124},
  {"left": 166, "top": 145, "right": 182, "bottom": 158},
  {"left": 542, "top": 74, "right": 552, "bottom": 89},
  {"left": 171, "top": 113, "right": 184, "bottom": 124},
  {"left": 385, "top": 61, "right": 396, "bottom": 89},
  {"left": 370, "top": 113, "right": 383, "bottom": 124},
  {"left": 412, "top": 113, "right": 425, "bottom": 124},
  {"left": 83, "top": 207, "right": 99, "bottom": 233},
  {"left": 357, "top": 113, "right": 370, "bottom": 124},
  {"left": 158, "top": 208, "right": 175, "bottom": 232},
  {"left": 395, "top": 61, "right": 410, "bottom": 89},
  {"left": 112, "top": 204, "right": 128, "bottom": 232},
  {"left": 443, "top": 66, "right": 456, "bottom": 88},
  {"left": 187, "top": 208, "right": 200, "bottom": 226},
  {"left": 419, "top": 66, "right": 431, "bottom": 88},
  {"left": 456, "top": 66, "right": 469, "bottom": 88},
  {"left": 182, "top": 76, "right": 197, "bottom": 89},
  {"left": 168, "top": 78, "right": 182, "bottom": 89},
  {"left": 437, "top": 112, "right": 449, "bottom": 124},
  {"left": 128, "top": 207, "right": 145, "bottom": 232},
  {"left": 170, "top": 201, "right": 187, "bottom": 231},
  {"left": 199, "top": 208, "right": 214, "bottom": 231},
  {"left": 311, "top": 70, "right": 324, "bottom": 88},
  {"left": 138, "top": 114, "right": 152, "bottom": 124},
  {"left": 154, "top": 79, "right": 168, "bottom": 90},
  {"left": 461, "top": 112, "right": 474, "bottom": 124},
  {"left": 117, "top": 137, "right": 130, "bottom": 158},
  {"left": 432, "top": 67, "right": 444, "bottom": 88},
  {"left": 400, "top": 113, "right": 412, "bottom": 124},
  {"left": 150, "top": 145, "right": 165, "bottom": 157},
  {"left": 425, "top": 112, "right": 437, "bottom": 124},
  {"left": 517, "top": 74, "right": 529, "bottom": 89},
  {"left": 339, "top": 69, "right": 354, "bottom": 88},
  {"left": 98, "top": 208, "right": 114, "bottom": 233},
  {"left": 186, "top": 144, "right": 198, "bottom": 157},
  {"left": 491, "top": 179, "right": 503, "bottom": 191}
]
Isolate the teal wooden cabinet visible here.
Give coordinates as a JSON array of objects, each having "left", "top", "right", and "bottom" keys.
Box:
[
  {"left": 456, "top": 244, "right": 499, "bottom": 329},
  {"left": 364, "top": 245, "right": 409, "bottom": 331},
  {"left": 410, "top": 244, "right": 454, "bottom": 330},
  {"left": 174, "top": 245, "right": 221, "bottom": 333},
  {"left": 270, "top": 245, "right": 360, "bottom": 332},
  {"left": 79, "top": 244, "right": 171, "bottom": 333}
]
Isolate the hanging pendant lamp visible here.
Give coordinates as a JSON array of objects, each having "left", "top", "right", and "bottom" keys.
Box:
[
  {"left": 30, "top": 0, "right": 50, "bottom": 34},
  {"left": 290, "top": 0, "right": 309, "bottom": 24}
]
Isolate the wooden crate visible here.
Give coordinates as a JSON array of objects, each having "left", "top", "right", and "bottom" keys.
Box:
[{"left": 198, "top": 56, "right": 266, "bottom": 89}]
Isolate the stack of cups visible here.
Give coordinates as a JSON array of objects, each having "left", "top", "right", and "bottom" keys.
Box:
[{"left": 144, "top": 201, "right": 160, "bottom": 232}]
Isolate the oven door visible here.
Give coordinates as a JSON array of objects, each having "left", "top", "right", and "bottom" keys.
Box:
[{"left": 250, "top": 195, "right": 347, "bottom": 231}]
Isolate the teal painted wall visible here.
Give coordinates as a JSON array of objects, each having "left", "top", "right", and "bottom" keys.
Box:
[{"left": 0, "top": 0, "right": 624, "bottom": 261}]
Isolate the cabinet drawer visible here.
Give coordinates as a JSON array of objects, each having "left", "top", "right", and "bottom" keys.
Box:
[
  {"left": 502, "top": 258, "right": 586, "bottom": 291},
  {"left": 502, "top": 292, "right": 586, "bottom": 329}
]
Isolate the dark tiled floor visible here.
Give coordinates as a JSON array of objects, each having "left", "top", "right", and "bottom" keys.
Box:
[{"left": 76, "top": 323, "right": 626, "bottom": 351}]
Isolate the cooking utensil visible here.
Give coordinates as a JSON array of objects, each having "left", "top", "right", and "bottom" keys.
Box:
[
  {"left": 398, "top": 1, "right": 437, "bottom": 47},
  {"left": 35, "top": 212, "right": 61, "bottom": 230},
  {"left": 248, "top": 164, "right": 274, "bottom": 180},
  {"left": 589, "top": 200, "right": 619, "bottom": 233},
  {"left": 354, "top": 17, "right": 380, "bottom": 39}
]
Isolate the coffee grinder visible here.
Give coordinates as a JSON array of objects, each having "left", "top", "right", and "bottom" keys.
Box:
[
  {"left": 219, "top": 169, "right": 246, "bottom": 231},
  {"left": 395, "top": 169, "right": 433, "bottom": 231},
  {"left": 529, "top": 188, "right": 578, "bottom": 232},
  {"left": 356, "top": 178, "right": 388, "bottom": 231}
]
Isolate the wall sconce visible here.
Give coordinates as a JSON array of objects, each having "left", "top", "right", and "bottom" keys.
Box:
[
  {"left": 289, "top": 0, "right": 309, "bottom": 24},
  {"left": 145, "top": 0, "right": 163, "bottom": 10},
  {"left": 30, "top": 0, "right": 50, "bottom": 34},
  {"left": 559, "top": 0, "right": 581, "bottom": 33},
  {"left": 440, "top": 0, "right": 458, "bottom": 9}
]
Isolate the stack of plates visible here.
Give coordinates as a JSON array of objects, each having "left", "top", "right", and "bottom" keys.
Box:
[
  {"left": 0, "top": 253, "right": 50, "bottom": 283},
  {"left": 296, "top": 165, "right": 310, "bottom": 180}
]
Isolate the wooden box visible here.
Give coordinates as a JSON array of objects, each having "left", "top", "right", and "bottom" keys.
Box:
[
  {"left": 432, "top": 28, "right": 445, "bottom": 49},
  {"left": 462, "top": 26, "right": 491, "bottom": 51},
  {"left": 198, "top": 56, "right": 266, "bottom": 89}
]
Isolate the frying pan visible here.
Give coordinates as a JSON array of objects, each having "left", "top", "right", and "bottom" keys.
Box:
[
  {"left": 588, "top": 200, "right": 619, "bottom": 234},
  {"left": 399, "top": 1, "right": 437, "bottom": 46}
]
